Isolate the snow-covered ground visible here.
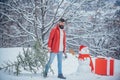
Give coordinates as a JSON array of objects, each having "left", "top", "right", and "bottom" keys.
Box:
[{"left": 0, "top": 48, "right": 120, "bottom": 80}]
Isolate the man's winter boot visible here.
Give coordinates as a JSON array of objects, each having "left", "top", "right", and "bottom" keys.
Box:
[
  {"left": 43, "top": 72, "right": 47, "bottom": 78},
  {"left": 58, "top": 74, "right": 66, "bottom": 79}
]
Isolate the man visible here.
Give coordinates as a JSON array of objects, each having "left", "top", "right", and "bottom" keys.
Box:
[{"left": 43, "top": 18, "right": 67, "bottom": 79}]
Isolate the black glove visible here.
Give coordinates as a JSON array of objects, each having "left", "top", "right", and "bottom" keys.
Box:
[{"left": 64, "top": 54, "right": 67, "bottom": 59}]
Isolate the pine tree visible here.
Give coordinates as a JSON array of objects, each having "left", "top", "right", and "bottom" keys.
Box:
[{"left": 0, "top": 41, "right": 54, "bottom": 76}]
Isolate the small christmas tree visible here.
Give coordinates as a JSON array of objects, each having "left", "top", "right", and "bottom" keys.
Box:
[{"left": 0, "top": 40, "right": 54, "bottom": 76}]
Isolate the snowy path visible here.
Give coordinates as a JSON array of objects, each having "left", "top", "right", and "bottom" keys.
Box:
[
  {"left": 0, "top": 48, "right": 120, "bottom": 80},
  {"left": 0, "top": 70, "right": 120, "bottom": 80}
]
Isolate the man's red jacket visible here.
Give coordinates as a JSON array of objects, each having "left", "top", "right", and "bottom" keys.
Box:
[{"left": 48, "top": 24, "right": 66, "bottom": 53}]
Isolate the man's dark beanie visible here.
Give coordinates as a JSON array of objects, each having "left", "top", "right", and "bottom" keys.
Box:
[{"left": 59, "top": 18, "right": 65, "bottom": 22}]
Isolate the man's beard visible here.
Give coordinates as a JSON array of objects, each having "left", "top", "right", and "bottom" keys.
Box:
[{"left": 59, "top": 25, "right": 64, "bottom": 29}]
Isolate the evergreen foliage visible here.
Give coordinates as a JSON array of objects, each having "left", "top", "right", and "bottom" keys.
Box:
[{"left": 0, "top": 41, "right": 54, "bottom": 75}]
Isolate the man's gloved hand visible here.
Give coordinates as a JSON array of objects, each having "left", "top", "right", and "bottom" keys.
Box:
[{"left": 64, "top": 53, "right": 67, "bottom": 59}]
